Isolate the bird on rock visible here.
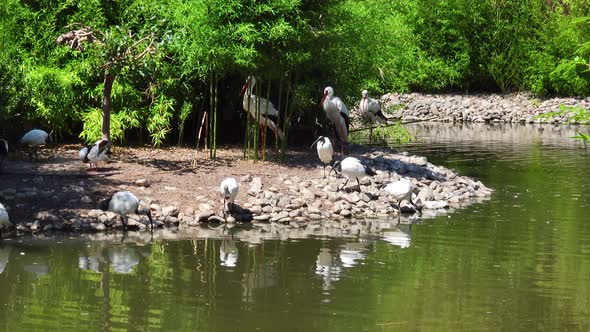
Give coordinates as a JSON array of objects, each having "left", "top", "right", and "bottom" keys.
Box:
[
  {"left": 0, "top": 139, "right": 8, "bottom": 173},
  {"left": 219, "top": 177, "right": 239, "bottom": 218},
  {"left": 321, "top": 86, "right": 350, "bottom": 154},
  {"left": 360, "top": 90, "right": 388, "bottom": 143},
  {"left": 99, "top": 191, "right": 154, "bottom": 231},
  {"left": 311, "top": 136, "right": 334, "bottom": 178},
  {"left": 0, "top": 203, "right": 14, "bottom": 238},
  {"left": 331, "top": 157, "right": 376, "bottom": 191},
  {"left": 79, "top": 139, "right": 112, "bottom": 169},
  {"left": 19, "top": 129, "right": 52, "bottom": 161},
  {"left": 383, "top": 177, "right": 414, "bottom": 221}
]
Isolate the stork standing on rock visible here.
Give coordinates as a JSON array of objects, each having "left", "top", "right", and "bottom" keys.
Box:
[
  {"left": 241, "top": 76, "right": 284, "bottom": 150},
  {"left": 220, "top": 177, "right": 239, "bottom": 218},
  {"left": 321, "top": 87, "right": 350, "bottom": 154},
  {"left": 331, "top": 157, "right": 376, "bottom": 191},
  {"left": 311, "top": 136, "right": 334, "bottom": 178},
  {"left": 100, "top": 191, "right": 154, "bottom": 231},
  {"left": 360, "top": 90, "right": 388, "bottom": 142},
  {"left": 79, "top": 139, "right": 112, "bottom": 170},
  {"left": 0, "top": 139, "right": 7, "bottom": 173},
  {"left": 19, "top": 129, "right": 52, "bottom": 161}
]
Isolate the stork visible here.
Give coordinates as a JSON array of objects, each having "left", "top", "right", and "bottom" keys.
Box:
[
  {"left": 219, "top": 177, "right": 239, "bottom": 218},
  {"left": 360, "top": 90, "right": 388, "bottom": 142},
  {"left": 331, "top": 156, "right": 375, "bottom": 191},
  {"left": 0, "top": 203, "right": 13, "bottom": 238},
  {"left": 99, "top": 191, "right": 154, "bottom": 231},
  {"left": 19, "top": 129, "right": 52, "bottom": 161},
  {"left": 241, "top": 76, "right": 284, "bottom": 151},
  {"left": 79, "top": 139, "right": 112, "bottom": 170},
  {"left": 321, "top": 87, "right": 349, "bottom": 154},
  {"left": 310, "top": 136, "right": 334, "bottom": 178},
  {"left": 0, "top": 139, "right": 7, "bottom": 173}
]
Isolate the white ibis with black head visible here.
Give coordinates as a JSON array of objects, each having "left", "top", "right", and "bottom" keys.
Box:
[
  {"left": 0, "top": 139, "right": 7, "bottom": 173},
  {"left": 99, "top": 191, "right": 154, "bottom": 231},
  {"left": 383, "top": 177, "right": 414, "bottom": 221},
  {"left": 331, "top": 156, "right": 376, "bottom": 191},
  {"left": 0, "top": 203, "right": 14, "bottom": 238},
  {"left": 241, "top": 76, "right": 284, "bottom": 149},
  {"left": 321, "top": 87, "right": 350, "bottom": 154},
  {"left": 311, "top": 136, "right": 334, "bottom": 178},
  {"left": 220, "top": 177, "right": 239, "bottom": 218},
  {"left": 79, "top": 139, "right": 112, "bottom": 170},
  {"left": 19, "top": 129, "right": 52, "bottom": 161},
  {"left": 360, "top": 90, "right": 388, "bottom": 142}
]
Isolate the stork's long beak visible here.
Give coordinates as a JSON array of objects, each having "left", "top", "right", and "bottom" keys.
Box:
[
  {"left": 320, "top": 92, "right": 327, "bottom": 107},
  {"left": 240, "top": 82, "right": 248, "bottom": 95}
]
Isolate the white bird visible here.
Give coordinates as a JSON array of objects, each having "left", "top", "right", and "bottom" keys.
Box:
[
  {"left": 321, "top": 86, "right": 350, "bottom": 154},
  {"left": 219, "top": 177, "right": 239, "bottom": 217},
  {"left": 79, "top": 139, "right": 112, "bottom": 169},
  {"left": 383, "top": 177, "right": 414, "bottom": 220},
  {"left": 0, "top": 139, "right": 7, "bottom": 172},
  {"left": 19, "top": 129, "right": 52, "bottom": 161},
  {"left": 311, "top": 136, "right": 334, "bottom": 178},
  {"left": 241, "top": 76, "right": 284, "bottom": 148},
  {"left": 360, "top": 90, "right": 388, "bottom": 142},
  {"left": 331, "top": 157, "right": 376, "bottom": 191},
  {"left": 0, "top": 203, "right": 13, "bottom": 238},
  {"left": 99, "top": 191, "right": 153, "bottom": 230}
]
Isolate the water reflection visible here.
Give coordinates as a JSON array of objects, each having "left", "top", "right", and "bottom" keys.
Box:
[
  {"left": 339, "top": 240, "right": 372, "bottom": 267},
  {"left": 220, "top": 239, "right": 238, "bottom": 268},
  {"left": 381, "top": 224, "right": 412, "bottom": 248},
  {"left": 316, "top": 247, "right": 341, "bottom": 290},
  {"left": 0, "top": 245, "right": 12, "bottom": 274},
  {"left": 78, "top": 243, "right": 151, "bottom": 274}
]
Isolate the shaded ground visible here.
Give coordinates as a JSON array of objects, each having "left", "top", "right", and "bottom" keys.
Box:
[{"left": 0, "top": 144, "right": 330, "bottom": 224}]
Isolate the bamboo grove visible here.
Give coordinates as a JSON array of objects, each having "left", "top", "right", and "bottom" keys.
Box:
[{"left": 1, "top": 0, "right": 590, "bottom": 160}]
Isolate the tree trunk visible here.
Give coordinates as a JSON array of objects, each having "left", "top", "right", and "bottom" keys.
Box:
[{"left": 102, "top": 73, "right": 116, "bottom": 141}]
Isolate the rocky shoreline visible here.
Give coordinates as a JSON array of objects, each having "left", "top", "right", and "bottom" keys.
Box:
[
  {"left": 0, "top": 146, "right": 493, "bottom": 236},
  {"left": 379, "top": 92, "right": 590, "bottom": 124}
]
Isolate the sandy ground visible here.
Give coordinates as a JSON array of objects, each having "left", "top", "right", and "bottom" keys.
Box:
[{"left": 0, "top": 144, "right": 335, "bottom": 224}]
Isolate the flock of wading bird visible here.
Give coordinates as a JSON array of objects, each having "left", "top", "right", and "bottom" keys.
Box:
[{"left": 0, "top": 78, "right": 413, "bottom": 236}]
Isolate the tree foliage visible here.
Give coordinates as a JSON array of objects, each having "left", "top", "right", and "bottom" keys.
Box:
[{"left": 1, "top": 0, "right": 590, "bottom": 144}]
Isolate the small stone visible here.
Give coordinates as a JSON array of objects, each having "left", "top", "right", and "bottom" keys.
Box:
[
  {"left": 208, "top": 215, "right": 225, "bottom": 223},
  {"left": 340, "top": 209, "right": 352, "bottom": 217},
  {"left": 80, "top": 195, "right": 92, "bottom": 204},
  {"left": 197, "top": 210, "right": 214, "bottom": 222},
  {"left": 240, "top": 175, "right": 252, "bottom": 183},
  {"left": 162, "top": 206, "right": 179, "bottom": 217},
  {"left": 135, "top": 179, "right": 150, "bottom": 187},
  {"left": 226, "top": 216, "right": 236, "bottom": 223}
]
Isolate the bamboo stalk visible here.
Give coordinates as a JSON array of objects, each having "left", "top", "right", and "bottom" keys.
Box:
[
  {"left": 276, "top": 79, "right": 283, "bottom": 152},
  {"left": 213, "top": 73, "right": 218, "bottom": 160},
  {"left": 280, "top": 73, "right": 292, "bottom": 162},
  {"left": 262, "top": 79, "right": 270, "bottom": 161},
  {"left": 253, "top": 76, "right": 261, "bottom": 162}
]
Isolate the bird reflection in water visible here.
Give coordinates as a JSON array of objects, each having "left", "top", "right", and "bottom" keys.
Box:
[{"left": 381, "top": 224, "right": 412, "bottom": 249}]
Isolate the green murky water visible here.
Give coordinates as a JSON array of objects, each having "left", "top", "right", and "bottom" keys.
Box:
[{"left": 1, "top": 123, "right": 590, "bottom": 331}]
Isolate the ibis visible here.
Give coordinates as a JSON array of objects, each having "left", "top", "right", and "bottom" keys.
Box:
[
  {"left": 220, "top": 177, "right": 239, "bottom": 218},
  {"left": 383, "top": 177, "right": 414, "bottom": 220},
  {"left": 311, "top": 136, "right": 334, "bottom": 178},
  {"left": 19, "top": 129, "right": 52, "bottom": 161},
  {"left": 99, "top": 191, "right": 154, "bottom": 231},
  {"left": 331, "top": 157, "right": 376, "bottom": 191}
]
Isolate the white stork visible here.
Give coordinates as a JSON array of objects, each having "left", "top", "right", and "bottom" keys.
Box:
[
  {"left": 331, "top": 156, "right": 376, "bottom": 191},
  {"left": 321, "top": 87, "right": 349, "bottom": 154},
  {"left": 241, "top": 76, "right": 284, "bottom": 150},
  {"left": 0, "top": 203, "right": 13, "bottom": 238},
  {"left": 311, "top": 136, "right": 334, "bottom": 178},
  {"left": 360, "top": 90, "right": 388, "bottom": 142},
  {"left": 79, "top": 139, "right": 112, "bottom": 170}
]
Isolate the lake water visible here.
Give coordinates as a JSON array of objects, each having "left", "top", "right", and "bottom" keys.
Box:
[{"left": 1, "top": 123, "right": 590, "bottom": 331}]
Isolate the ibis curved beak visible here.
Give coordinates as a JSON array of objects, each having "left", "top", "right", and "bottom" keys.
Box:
[{"left": 310, "top": 137, "right": 321, "bottom": 149}]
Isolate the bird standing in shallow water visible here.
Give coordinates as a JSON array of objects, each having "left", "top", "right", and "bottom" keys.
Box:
[
  {"left": 360, "top": 90, "right": 388, "bottom": 143},
  {"left": 79, "top": 139, "right": 112, "bottom": 170},
  {"left": 311, "top": 136, "right": 334, "bottom": 178},
  {"left": 219, "top": 177, "right": 239, "bottom": 218},
  {"left": 19, "top": 129, "right": 52, "bottom": 161},
  {"left": 321, "top": 87, "right": 350, "bottom": 154},
  {"left": 383, "top": 177, "right": 414, "bottom": 221},
  {"left": 100, "top": 191, "right": 153, "bottom": 231},
  {"left": 331, "top": 157, "right": 376, "bottom": 191},
  {"left": 0, "top": 139, "right": 8, "bottom": 173},
  {"left": 0, "top": 203, "right": 13, "bottom": 238}
]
